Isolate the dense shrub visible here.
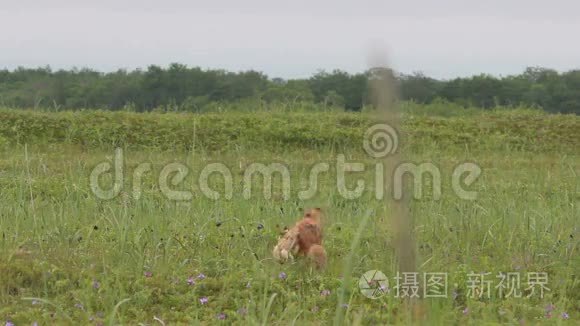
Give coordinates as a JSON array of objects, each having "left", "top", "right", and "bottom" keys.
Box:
[{"left": 0, "top": 107, "right": 578, "bottom": 153}]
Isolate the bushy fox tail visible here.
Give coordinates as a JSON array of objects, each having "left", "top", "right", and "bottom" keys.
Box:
[{"left": 307, "top": 244, "right": 327, "bottom": 269}]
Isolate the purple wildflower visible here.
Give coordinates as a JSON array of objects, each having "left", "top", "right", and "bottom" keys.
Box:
[
  {"left": 199, "top": 297, "right": 209, "bottom": 305},
  {"left": 187, "top": 277, "right": 196, "bottom": 286},
  {"left": 197, "top": 273, "right": 206, "bottom": 280},
  {"left": 279, "top": 272, "right": 287, "bottom": 280},
  {"left": 93, "top": 280, "right": 101, "bottom": 289},
  {"left": 320, "top": 289, "right": 331, "bottom": 296},
  {"left": 341, "top": 303, "right": 349, "bottom": 309},
  {"left": 144, "top": 271, "right": 153, "bottom": 278},
  {"left": 379, "top": 284, "right": 389, "bottom": 293},
  {"left": 5, "top": 322, "right": 15, "bottom": 326},
  {"left": 462, "top": 307, "right": 469, "bottom": 315},
  {"left": 217, "top": 313, "right": 227, "bottom": 320},
  {"left": 561, "top": 312, "right": 569, "bottom": 319}
]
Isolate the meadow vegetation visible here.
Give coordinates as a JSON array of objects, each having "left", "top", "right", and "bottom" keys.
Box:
[{"left": 0, "top": 104, "right": 578, "bottom": 324}]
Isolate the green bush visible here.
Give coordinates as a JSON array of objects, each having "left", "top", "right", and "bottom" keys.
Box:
[{"left": 0, "top": 107, "right": 578, "bottom": 153}]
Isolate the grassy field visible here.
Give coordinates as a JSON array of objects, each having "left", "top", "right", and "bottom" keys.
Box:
[{"left": 0, "top": 107, "right": 578, "bottom": 325}]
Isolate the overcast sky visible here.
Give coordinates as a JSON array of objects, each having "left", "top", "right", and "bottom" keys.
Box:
[{"left": 1, "top": 0, "right": 578, "bottom": 79}]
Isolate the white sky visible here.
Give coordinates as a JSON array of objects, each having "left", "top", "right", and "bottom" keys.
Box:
[{"left": 1, "top": 0, "right": 578, "bottom": 79}]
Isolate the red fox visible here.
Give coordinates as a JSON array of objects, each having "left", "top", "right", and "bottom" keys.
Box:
[{"left": 272, "top": 208, "right": 326, "bottom": 269}]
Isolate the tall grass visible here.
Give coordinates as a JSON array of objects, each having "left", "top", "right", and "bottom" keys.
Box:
[
  {"left": 0, "top": 107, "right": 578, "bottom": 324},
  {"left": 1, "top": 106, "right": 578, "bottom": 153}
]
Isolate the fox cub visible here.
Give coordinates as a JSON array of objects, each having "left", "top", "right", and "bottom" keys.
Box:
[{"left": 272, "top": 208, "right": 326, "bottom": 269}]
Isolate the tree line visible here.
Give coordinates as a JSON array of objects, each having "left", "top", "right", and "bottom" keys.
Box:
[{"left": 0, "top": 64, "right": 578, "bottom": 114}]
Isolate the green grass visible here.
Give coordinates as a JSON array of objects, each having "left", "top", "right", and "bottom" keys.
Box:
[
  {"left": 1, "top": 106, "right": 579, "bottom": 153},
  {"left": 0, "top": 107, "right": 578, "bottom": 325}
]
